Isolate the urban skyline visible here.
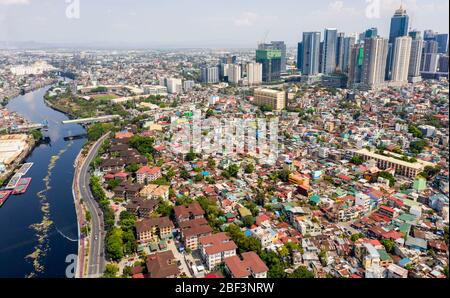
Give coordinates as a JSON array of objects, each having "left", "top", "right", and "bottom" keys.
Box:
[{"left": 0, "top": 0, "right": 449, "bottom": 48}]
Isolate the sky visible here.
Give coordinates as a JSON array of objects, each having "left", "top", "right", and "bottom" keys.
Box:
[{"left": 0, "top": 0, "right": 449, "bottom": 48}]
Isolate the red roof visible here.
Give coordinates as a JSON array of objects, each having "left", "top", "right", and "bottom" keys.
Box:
[
  {"left": 224, "top": 252, "right": 268, "bottom": 278},
  {"left": 137, "top": 166, "right": 161, "bottom": 175},
  {"left": 379, "top": 205, "right": 395, "bottom": 214},
  {"left": 199, "top": 233, "right": 237, "bottom": 255}
]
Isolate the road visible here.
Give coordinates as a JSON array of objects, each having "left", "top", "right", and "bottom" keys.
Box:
[{"left": 77, "top": 133, "right": 110, "bottom": 278}]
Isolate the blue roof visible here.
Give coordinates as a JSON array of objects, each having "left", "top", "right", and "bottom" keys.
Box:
[
  {"left": 244, "top": 230, "right": 252, "bottom": 237},
  {"left": 399, "top": 258, "right": 411, "bottom": 267}
]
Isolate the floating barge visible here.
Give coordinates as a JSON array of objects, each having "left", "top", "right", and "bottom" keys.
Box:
[
  {"left": 12, "top": 178, "right": 32, "bottom": 195},
  {"left": 0, "top": 190, "right": 12, "bottom": 207},
  {"left": 16, "top": 163, "right": 34, "bottom": 176},
  {"left": 4, "top": 163, "right": 34, "bottom": 190}
]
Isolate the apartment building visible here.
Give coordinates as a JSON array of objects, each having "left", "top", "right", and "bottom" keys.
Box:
[
  {"left": 253, "top": 88, "right": 286, "bottom": 111},
  {"left": 136, "top": 217, "right": 174, "bottom": 243},
  {"left": 199, "top": 233, "right": 237, "bottom": 270},
  {"left": 224, "top": 252, "right": 269, "bottom": 278}
]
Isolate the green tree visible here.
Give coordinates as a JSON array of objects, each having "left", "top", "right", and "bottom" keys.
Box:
[
  {"left": 281, "top": 170, "right": 291, "bottom": 182},
  {"left": 207, "top": 158, "right": 216, "bottom": 169},
  {"left": 381, "top": 239, "right": 395, "bottom": 253},
  {"left": 106, "top": 228, "right": 124, "bottom": 261},
  {"left": 103, "top": 263, "right": 119, "bottom": 278},
  {"left": 126, "top": 163, "right": 140, "bottom": 173},
  {"left": 185, "top": 150, "right": 197, "bottom": 162},
  {"left": 288, "top": 266, "right": 314, "bottom": 278},
  {"left": 242, "top": 215, "right": 256, "bottom": 228},
  {"left": 129, "top": 135, "right": 155, "bottom": 155},
  {"left": 244, "top": 163, "right": 255, "bottom": 174},
  {"left": 107, "top": 179, "right": 121, "bottom": 190},
  {"left": 350, "top": 155, "right": 364, "bottom": 165},
  {"left": 350, "top": 233, "right": 364, "bottom": 242},
  {"left": 378, "top": 172, "right": 396, "bottom": 187},
  {"left": 408, "top": 125, "right": 424, "bottom": 138},
  {"left": 156, "top": 199, "right": 174, "bottom": 217}
]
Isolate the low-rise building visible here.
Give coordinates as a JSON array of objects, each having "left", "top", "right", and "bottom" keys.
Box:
[
  {"left": 224, "top": 252, "right": 269, "bottom": 278},
  {"left": 199, "top": 233, "right": 237, "bottom": 270},
  {"left": 136, "top": 217, "right": 174, "bottom": 243}
]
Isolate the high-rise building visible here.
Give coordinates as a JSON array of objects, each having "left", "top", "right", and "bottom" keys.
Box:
[
  {"left": 322, "top": 28, "right": 338, "bottom": 74},
  {"left": 220, "top": 63, "right": 230, "bottom": 81},
  {"left": 348, "top": 43, "right": 364, "bottom": 87},
  {"left": 246, "top": 62, "right": 263, "bottom": 86},
  {"left": 271, "top": 41, "right": 287, "bottom": 72},
  {"left": 438, "top": 55, "right": 449, "bottom": 73},
  {"left": 183, "top": 80, "right": 195, "bottom": 92},
  {"left": 220, "top": 55, "right": 238, "bottom": 65},
  {"left": 422, "top": 53, "right": 440, "bottom": 73},
  {"left": 421, "top": 40, "right": 439, "bottom": 72},
  {"left": 424, "top": 30, "right": 437, "bottom": 41},
  {"left": 166, "top": 78, "right": 183, "bottom": 94},
  {"left": 256, "top": 48, "right": 282, "bottom": 82},
  {"left": 386, "top": 6, "right": 409, "bottom": 80},
  {"left": 362, "top": 37, "right": 389, "bottom": 89},
  {"left": 301, "top": 32, "right": 321, "bottom": 76},
  {"left": 342, "top": 35, "right": 357, "bottom": 73},
  {"left": 436, "top": 34, "right": 448, "bottom": 53},
  {"left": 391, "top": 36, "right": 412, "bottom": 83},
  {"left": 259, "top": 41, "right": 287, "bottom": 72},
  {"left": 254, "top": 89, "right": 286, "bottom": 111},
  {"left": 365, "top": 28, "right": 378, "bottom": 39},
  {"left": 408, "top": 31, "right": 425, "bottom": 82},
  {"left": 336, "top": 32, "right": 346, "bottom": 72},
  {"left": 200, "top": 66, "right": 219, "bottom": 84},
  {"left": 297, "top": 42, "right": 303, "bottom": 71},
  {"left": 228, "top": 64, "right": 242, "bottom": 84}
]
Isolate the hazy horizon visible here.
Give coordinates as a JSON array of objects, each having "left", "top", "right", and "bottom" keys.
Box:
[{"left": 0, "top": 0, "right": 449, "bottom": 49}]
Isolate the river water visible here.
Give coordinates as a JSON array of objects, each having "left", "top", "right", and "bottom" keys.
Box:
[{"left": 0, "top": 84, "right": 86, "bottom": 278}]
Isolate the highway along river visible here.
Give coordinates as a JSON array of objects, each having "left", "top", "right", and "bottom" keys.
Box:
[{"left": 0, "top": 84, "right": 86, "bottom": 278}]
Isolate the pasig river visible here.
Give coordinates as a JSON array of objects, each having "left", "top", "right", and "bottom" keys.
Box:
[{"left": 0, "top": 82, "right": 86, "bottom": 278}]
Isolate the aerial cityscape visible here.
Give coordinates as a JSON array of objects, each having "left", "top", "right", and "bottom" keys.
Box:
[{"left": 0, "top": 0, "right": 449, "bottom": 281}]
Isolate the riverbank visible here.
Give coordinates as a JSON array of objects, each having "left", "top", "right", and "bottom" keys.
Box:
[{"left": 0, "top": 137, "right": 36, "bottom": 188}]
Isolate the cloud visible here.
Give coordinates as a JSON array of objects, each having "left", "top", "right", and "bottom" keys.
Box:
[
  {"left": 232, "top": 11, "right": 278, "bottom": 27},
  {"left": 0, "top": 0, "right": 30, "bottom": 5}
]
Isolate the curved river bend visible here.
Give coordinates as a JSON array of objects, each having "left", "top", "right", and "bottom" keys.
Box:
[{"left": 0, "top": 84, "right": 86, "bottom": 278}]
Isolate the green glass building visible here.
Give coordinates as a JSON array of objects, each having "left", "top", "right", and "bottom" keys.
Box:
[{"left": 256, "top": 49, "right": 282, "bottom": 82}]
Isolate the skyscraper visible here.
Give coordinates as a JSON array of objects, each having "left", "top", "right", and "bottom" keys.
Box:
[
  {"left": 258, "top": 41, "right": 287, "bottom": 72},
  {"left": 421, "top": 40, "right": 439, "bottom": 72},
  {"left": 365, "top": 28, "right": 378, "bottom": 39},
  {"left": 322, "top": 28, "right": 338, "bottom": 74},
  {"left": 386, "top": 6, "right": 409, "bottom": 80},
  {"left": 297, "top": 42, "right": 303, "bottom": 71},
  {"left": 336, "top": 32, "right": 346, "bottom": 72},
  {"left": 256, "top": 48, "right": 282, "bottom": 82},
  {"left": 436, "top": 34, "right": 449, "bottom": 54},
  {"left": 348, "top": 43, "right": 364, "bottom": 87},
  {"left": 342, "top": 35, "right": 357, "bottom": 73},
  {"left": 362, "top": 37, "right": 389, "bottom": 89},
  {"left": 301, "top": 32, "right": 321, "bottom": 76},
  {"left": 408, "top": 31, "right": 425, "bottom": 82},
  {"left": 392, "top": 36, "right": 412, "bottom": 83},
  {"left": 271, "top": 41, "right": 287, "bottom": 72}
]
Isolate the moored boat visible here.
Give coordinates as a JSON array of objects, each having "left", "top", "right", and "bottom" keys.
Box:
[{"left": 12, "top": 178, "right": 32, "bottom": 195}]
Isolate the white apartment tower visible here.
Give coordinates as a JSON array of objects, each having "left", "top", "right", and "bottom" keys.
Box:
[
  {"left": 362, "top": 37, "right": 389, "bottom": 89},
  {"left": 228, "top": 64, "right": 242, "bottom": 84},
  {"left": 246, "top": 62, "right": 263, "bottom": 86},
  {"left": 392, "top": 36, "right": 412, "bottom": 83},
  {"left": 408, "top": 39, "right": 424, "bottom": 81}
]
